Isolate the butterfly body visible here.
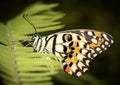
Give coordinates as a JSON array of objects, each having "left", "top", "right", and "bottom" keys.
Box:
[{"left": 33, "top": 29, "right": 113, "bottom": 77}]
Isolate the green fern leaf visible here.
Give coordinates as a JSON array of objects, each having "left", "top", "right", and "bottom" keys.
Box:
[{"left": 0, "top": 2, "right": 64, "bottom": 85}]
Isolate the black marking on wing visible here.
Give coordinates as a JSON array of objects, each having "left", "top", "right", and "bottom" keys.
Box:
[{"left": 52, "top": 34, "right": 57, "bottom": 54}]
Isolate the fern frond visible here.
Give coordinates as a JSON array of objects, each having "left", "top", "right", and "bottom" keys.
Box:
[{"left": 0, "top": 2, "right": 64, "bottom": 85}]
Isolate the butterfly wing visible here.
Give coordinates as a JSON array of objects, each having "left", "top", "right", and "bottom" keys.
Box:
[
  {"left": 58, "top": 29, "right": 113, "bottom": 76},
  {"left": 35, "top": 29, "right": 113, "bottom": 77}
]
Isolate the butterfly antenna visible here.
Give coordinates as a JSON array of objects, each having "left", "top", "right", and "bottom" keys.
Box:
[{"left": 23, "top": 14, "right": 37, "bottom": 33}]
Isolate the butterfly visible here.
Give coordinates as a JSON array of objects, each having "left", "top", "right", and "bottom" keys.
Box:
[{"left": 23, "top": 14, "right": 114, "bottom": 77}]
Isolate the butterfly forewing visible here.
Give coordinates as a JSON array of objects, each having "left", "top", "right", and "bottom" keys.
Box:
[{"left": 33, "top": 29, "right": 113, "bottom": 77}]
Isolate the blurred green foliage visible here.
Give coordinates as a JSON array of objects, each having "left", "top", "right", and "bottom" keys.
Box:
[{"left": 0, "top": 0, "right": 120, "bottom": 85}]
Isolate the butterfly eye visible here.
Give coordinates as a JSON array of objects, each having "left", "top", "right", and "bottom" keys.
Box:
[
  {"left": 32, "top": 33, "right": 38, "bottom": 40},
  {"left": 63, "top": 34, "right": 72, "bottom": 42}
]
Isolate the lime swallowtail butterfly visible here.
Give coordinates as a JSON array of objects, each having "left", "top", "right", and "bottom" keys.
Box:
[{"left": 23, "top": 14, "right": 113, "bottom": 77}]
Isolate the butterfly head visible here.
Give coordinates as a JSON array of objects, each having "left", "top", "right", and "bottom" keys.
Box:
[
  {"left": 23, "top": 14, "right": 42, "bottom": 51},
  {"left": 32, "top": 33, "right": 39, "bottom": 40},
  {"left": 32, "top": 33, "right": 42, "bottom": 51}
]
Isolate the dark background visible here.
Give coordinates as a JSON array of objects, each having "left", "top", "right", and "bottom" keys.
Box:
[{"left": 0, "top": 0, "right": 120, "bottom": 85}]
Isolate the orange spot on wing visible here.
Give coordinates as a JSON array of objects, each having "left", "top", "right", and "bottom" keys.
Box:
[
  {"left": 73, "top": 56, "right": 78, "bottom": 64},
  {"left": 101, "top": 38, "right": 104, "bottom": 42},
  {"left": 67, "top": 47, "right": 71, "bottom": 53},
  {"left": 65, "top": 54, "right": 78, "bottom": 64},
  {"left": 66, "top": 36, "right": 69, "bottom": 41},
  {"left": 65, "top": 57, "right": 71, "bottom": 64},
  {"left": 75, "top": 47, "right": 80, "bottom": 53},
  {"left": 73, "top": 41, "right": 77, "bottom": 47},
  {"left": 94, "top": 32, "right": 101, "bottom": 37},
  {"left": 90, "top": 38, "right": 104, "bottom": 48},
  {"left": 65, "top": 43, "right": 80, "bottom": 65},
  {"left": 65, "top": 66, "right": 71, "bottom": 73},
  {"left": 90, "top": 43, "right": 96, "bottom": 48}
]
